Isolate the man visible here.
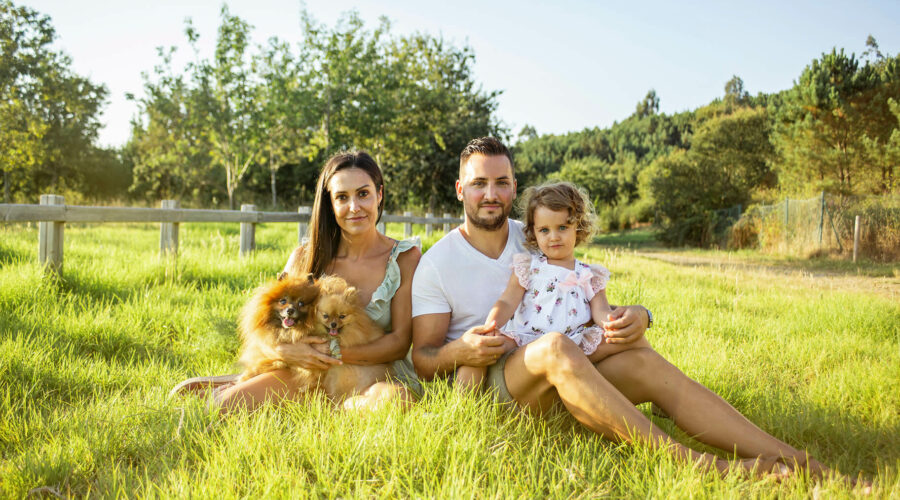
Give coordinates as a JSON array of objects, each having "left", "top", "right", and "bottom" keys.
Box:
[{"left": 410, "top": 136, "right": 821, "bottom": 474}]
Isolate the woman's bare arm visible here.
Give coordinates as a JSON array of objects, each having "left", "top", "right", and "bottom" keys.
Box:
[{"left": 341, "top": 245, "right": 422, "bottom": 365}]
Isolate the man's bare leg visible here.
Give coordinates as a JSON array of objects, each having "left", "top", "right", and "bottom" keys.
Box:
[
  {"left": 503, "top": 333, "right": 730, "bottom": 473},
  {"left": 593, "top": 348, "right": 829, "bottom": 475}
]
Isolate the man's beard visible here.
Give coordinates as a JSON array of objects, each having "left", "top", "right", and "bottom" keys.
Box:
[{"left": 464, "top": 199, "right": 511, "bottom": 231}]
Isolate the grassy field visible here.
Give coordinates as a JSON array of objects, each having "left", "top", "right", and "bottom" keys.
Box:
[{"left": 1, "top": 221, "right": 898, "bottom": 498}]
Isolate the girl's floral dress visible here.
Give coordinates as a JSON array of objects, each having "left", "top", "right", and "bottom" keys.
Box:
[{"left": 500, "top": 253, "right": 610, "bottom": 355}]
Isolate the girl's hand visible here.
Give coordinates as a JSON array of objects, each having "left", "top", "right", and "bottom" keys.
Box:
[
  {"left": 500, "top": 335, "right": 518, "bottom": 353},
  {"left": 275, "top": 337, "right": 342, "bottom": 370}
]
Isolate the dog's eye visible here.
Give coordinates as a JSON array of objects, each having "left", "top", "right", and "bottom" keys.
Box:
[
  {"left": 322, "top": 313, "right": 329, "bottom": 319},
  {"left": 279, "top": 299, "right": 287, "bottom": 305},
  {"left": 339, "top": 314, "right": 346, "bottom": 320},
  {"left": 297, "top": 301, "right": 304, "bottom": 306}
]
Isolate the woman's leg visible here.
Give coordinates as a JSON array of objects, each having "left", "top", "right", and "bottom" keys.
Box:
[
  {"left": 593, "top": 347, "right": 827, "bottom": 473},
  {"left": 341, "top": 382, "right": 416, "bottom": 411},
  {"left": 215, "top": 369, "right": 306, "bottom": 414}
]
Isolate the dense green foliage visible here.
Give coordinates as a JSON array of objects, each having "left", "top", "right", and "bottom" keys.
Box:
[
  {"left": 0, "top": 1, "right": 126, "bottom": 204},
  {"left": 2, "top": 2, "right": 898, "bottom": 251},
  {"left": 127, "top": 7, "right": 501, "bottom": 211},
  {"left": 1, "top": 223, "right": 897, "bottom": 497},
  {"left": 515, "top": 46, "right": 900, "bottom": 245}
]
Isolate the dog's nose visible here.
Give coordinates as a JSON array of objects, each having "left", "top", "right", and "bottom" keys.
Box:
[
  {"left": 329, "top": 322, "right": 337, "bottom": 328},
  {"left": 286, "top": 307, "right": 295, "bottom": 315}
]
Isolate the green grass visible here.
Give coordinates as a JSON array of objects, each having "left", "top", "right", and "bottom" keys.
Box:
[{"left": 1, "top": 222, "right": 898, "bottom": 498}]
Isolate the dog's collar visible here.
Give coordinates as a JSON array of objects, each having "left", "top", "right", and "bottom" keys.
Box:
[{"left": 329, "top": 338, "right": 342, "bottom": 360}]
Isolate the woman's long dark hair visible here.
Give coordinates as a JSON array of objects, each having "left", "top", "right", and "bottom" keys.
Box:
[{"left": 297, "top": 151, "right": 385, "bottom": 277}]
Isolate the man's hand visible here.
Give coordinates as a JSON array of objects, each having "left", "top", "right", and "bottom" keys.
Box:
[
  {"left": 449, "top": 321, "right": 507, "bottom": 367},
  {"left": 601, "top": 306, "right": 649, "bottom": 344}
]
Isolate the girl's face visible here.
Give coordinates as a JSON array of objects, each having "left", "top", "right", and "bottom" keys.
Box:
[
  {"left": 532, "top": 205, "right": 577, "bottom": 264},
  {"left": 328, "top": 167, "right": 382, "bottom": 237}
]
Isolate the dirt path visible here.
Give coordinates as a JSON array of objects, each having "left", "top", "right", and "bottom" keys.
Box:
[{"left": 631, "top": 250, "right": 900, "bottom": 300}]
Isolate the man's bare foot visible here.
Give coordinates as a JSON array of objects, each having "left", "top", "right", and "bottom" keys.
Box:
[{"left": 779, "top": 454, "right": 872, "bottom": 493}]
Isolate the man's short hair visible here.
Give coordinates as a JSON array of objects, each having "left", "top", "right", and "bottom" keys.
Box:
[{"left": 459, "top": 137, "right": 514, "bottom": 176}]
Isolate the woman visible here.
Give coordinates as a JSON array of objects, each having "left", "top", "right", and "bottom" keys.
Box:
[{"left": 181, "top": 151, "right": 421, "bottom": 413}]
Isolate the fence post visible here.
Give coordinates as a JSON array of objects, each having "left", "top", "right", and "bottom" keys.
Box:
[
  {"left": 240, "top": 204, "right": 256, "bottom": 256},
  {"left": 297, "top": 206, "right": 311, "bottom": 244},
  {"left": 443, "top": 213, "right": 451, "bottom": 233},
  {"left": 853, "top": 215, "right": 861, "bottom": 263},
  {"left": 817, "top": 191, "right": 825, "bottom": 246},
  {"left": 159, "top": 199, "right": 179, "bottom": 256},
  {"left": 38, "top": 194, "right": 64, "bottom": 273},
  {"left": 377, "top": 221, "right": 386, "bottom": 234},
  {"left": 404, "top": 211, "right": 413, "bottom": 238},
  {"left": 783, "top": 197, "right": 790, "bottom": 247},
  {"left": 425, "top": 212, "right": 433, "bottom": 237}
]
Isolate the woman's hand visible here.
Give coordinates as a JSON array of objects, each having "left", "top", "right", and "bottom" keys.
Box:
[{"left": 275, "top": 337, "right": 342, "bottom": 370}]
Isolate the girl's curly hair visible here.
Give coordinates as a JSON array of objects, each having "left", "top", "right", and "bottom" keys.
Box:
[{"left": 519, "top": 181, "right": 596, "bottom": 251}]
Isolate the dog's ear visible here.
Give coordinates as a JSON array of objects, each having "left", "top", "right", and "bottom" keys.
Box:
[
  {"left": 277, "top": 271, "right": 288, "bottom": 281},
  {"left": 343, "top": 286, "right": 359, "bottom": 305}
]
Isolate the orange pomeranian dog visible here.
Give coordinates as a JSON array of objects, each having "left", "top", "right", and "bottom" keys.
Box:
[
  {"left": 237, "top": 273, "right": 321, "bottom": 387},
  {"left": 314, "top": 275, "right": 395, "bottom": 402}
]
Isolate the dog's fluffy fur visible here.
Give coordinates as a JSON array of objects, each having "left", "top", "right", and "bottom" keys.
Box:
[
  {"left": 313, "top": 276, "right": 395, "bottom": 401},
  {"left": 237, "top": 274, "right": 394, "bottom": 403},
  {"left": 237, "top": 273, "right": 320, "bottom": 386}
]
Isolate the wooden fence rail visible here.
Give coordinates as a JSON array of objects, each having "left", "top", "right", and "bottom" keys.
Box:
[{"left": 0, "top": 195, "right": 461, "bottom": 273}]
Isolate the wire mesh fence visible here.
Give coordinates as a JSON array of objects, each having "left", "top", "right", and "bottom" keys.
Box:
[{"left": 729, "top": 193, "right": 900, "bottom": 261}]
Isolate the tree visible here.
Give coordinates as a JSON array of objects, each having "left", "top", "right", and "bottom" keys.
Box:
[
  {"left": 635, "top": 89, "right": 659, "bottom": 118},
  {"left": 0, "top": 1, "right": 107, "bottom": 202},
  {"left": 724, "top": 75, "right": 749, "bottom": 107},
  {"left": 128, "top": 45, "right": 216, "bottom": 203},
  {"left": 253, "top": 39, "right": 312, "bottom": 207},
  {"left": 770, "top": 48, "right": 900, "bottom": 195},
  {"left": 192, "top": 6, "right": 261, "bottom": 210},
  {"left": 382, "top": 32, "right": 501, "bottom": 212}
]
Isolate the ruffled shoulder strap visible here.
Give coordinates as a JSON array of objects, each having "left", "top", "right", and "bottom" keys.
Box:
[
  {"left": 365, "top": 238, "right": 419, "bottom": 327},
  {"left": 511, "top": 252, "right": 535, "bottom": 288},
  {"left": 587, "top": 263, "right": 611, "bottom": 294}
]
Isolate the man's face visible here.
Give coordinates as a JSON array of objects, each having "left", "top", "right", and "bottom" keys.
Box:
[{"left": 456, "top": 154, "right": 516, "bottom": 231}]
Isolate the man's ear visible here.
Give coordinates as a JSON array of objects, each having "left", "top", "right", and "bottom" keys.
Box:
[
  {"left": 512, "top": 178, "right": 517, "bottom": 200},
  {"left": 455, "top": 179, "right": 463, "bottom": 201}
]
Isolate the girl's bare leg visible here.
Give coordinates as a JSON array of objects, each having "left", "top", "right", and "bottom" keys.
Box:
[
  {"left": 455, "top": 365, "right": 487, "bottom": 391},
  {"left": 214, "top": 369, "right": 304, "bottom": 414}
]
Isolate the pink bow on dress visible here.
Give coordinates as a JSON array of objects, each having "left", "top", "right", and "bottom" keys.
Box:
[{"left": 558, "top": 270, "right": 593, "bottom": 296}]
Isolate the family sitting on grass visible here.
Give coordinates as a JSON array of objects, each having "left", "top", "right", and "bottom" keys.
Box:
[{"left": 173, "top": 137, "right": 865, "bottom": 485}]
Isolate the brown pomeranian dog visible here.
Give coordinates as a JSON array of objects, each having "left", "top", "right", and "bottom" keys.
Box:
[
  {"left": 237, "top": 273, "right": 321, "bottom": 386},
  {"left": 314, "top": 275, "right": 395, "bottom": 402}
]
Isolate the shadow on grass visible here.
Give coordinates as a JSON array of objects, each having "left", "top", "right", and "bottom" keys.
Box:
[
  {"left": 0, "top": 244, "right": 28, "bottom": 267},
  {"left": 592, "top": 228, "right": 662, "bottom": 249},
  {"left": 59, "top": 272, "right": 135, "bottom": 305},
  {"left": 645, "top": 397, "right": 900, "bottom": 474}
]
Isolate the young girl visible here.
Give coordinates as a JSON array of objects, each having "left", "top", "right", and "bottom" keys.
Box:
[{"left": 457, "top": 182, "right": 637, "bottom": 390}]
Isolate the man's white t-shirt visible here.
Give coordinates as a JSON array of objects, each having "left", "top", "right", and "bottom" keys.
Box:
[{"left": 412, "top": 219, "right": 526, "bottom": 343}]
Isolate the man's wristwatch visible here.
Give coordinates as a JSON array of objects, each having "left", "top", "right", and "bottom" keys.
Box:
[
  {"left": 644, "top": 307, "right": 653, "bottom": 328},
  {"left": 329, "top": 338, "right": 342, "bottom": 360}
]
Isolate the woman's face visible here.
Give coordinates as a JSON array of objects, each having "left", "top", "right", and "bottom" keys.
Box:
[{"left": 328, "top": 167, "right": 382, "bottom": 236}]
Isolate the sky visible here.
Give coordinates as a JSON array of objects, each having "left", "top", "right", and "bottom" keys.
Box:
[{"left": 22, "top": 0, "right": 900, "bottom": 148}]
